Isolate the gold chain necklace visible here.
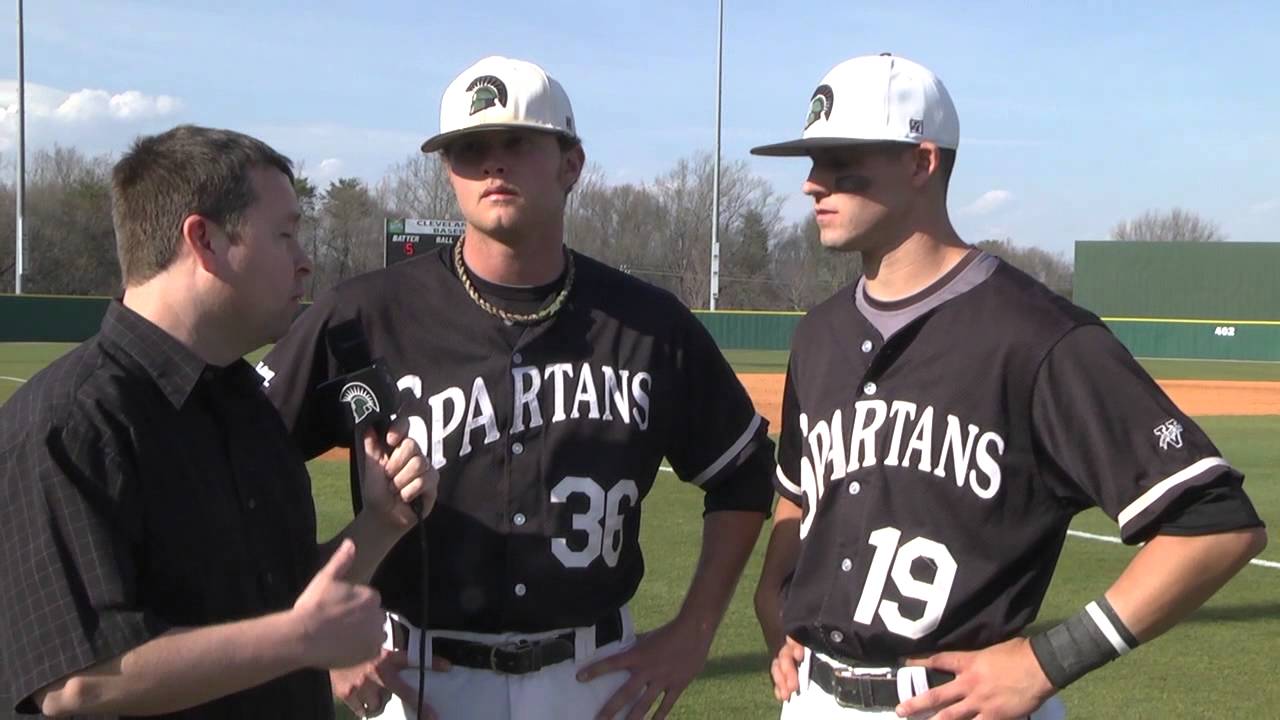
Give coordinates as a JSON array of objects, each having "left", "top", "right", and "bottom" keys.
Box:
[{"left": 453, "top": 235, "right": 575, "bottom": 325}]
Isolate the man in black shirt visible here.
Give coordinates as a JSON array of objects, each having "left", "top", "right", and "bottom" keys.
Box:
[{"left": 0, "top": 125, "right": 437, "bottom": 718}]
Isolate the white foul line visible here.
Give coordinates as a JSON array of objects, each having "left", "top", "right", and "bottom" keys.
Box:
[
  {"left": 1066, "top": 529, "right": 1123, "bottom": 545},
  {"left": 661, "top": 466, "right": 1280, "bottom": 572},
  {"left": 0, "top": 376, "right": 26, "bottom": 384},
  {"left": 1068, "top": 529, "right": 1279, "bottom": 571}
]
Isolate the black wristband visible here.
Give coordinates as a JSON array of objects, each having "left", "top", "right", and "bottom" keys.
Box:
[{"left": 1029, "top": 596, "right": 1139, "bottom": 689}]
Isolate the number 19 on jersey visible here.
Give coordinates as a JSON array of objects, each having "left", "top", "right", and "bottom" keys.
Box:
[{"left": 853, "top": 527, "right": 957, "bottom": 640}]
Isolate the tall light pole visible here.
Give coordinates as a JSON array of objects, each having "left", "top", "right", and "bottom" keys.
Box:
[
  {"left": 708, "top": 0, "right": 723, "bottom": 310},
  {"left": 15, "top": 0, "right": 25, "bottom": 294}
]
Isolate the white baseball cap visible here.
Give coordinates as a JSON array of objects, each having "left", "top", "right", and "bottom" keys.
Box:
[
  {"left": 751, "top": 54, "right": 959, "bottom": 156},
  {"left": 421, "top": 56, "right": 578, "bottom": 153}
]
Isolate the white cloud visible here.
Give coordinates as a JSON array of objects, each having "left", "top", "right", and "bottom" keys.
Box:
[
  {"left": 0, "top": 80, "right": 183, "bottom": 152},
  {"left": 962, "top": 189, "right": 1014, "bottom": 216},
  {"left": 106, "top": 90, "right": 181, "bottom": 120},
  {"left": 312, "top": 157, "right": 345, "bottom": 185},
  {"left": 249, "top": 123, "right": 426, "bottom": 186},
  {"left": 1, "top": 81, "right": 182, "bottom": 123}
]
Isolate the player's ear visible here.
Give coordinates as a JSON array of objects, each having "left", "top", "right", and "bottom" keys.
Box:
[
  {"left": 181, "top": 213, "right": 224, "bottom": 275},
  {"left": 909, "top": 142, "right": 941, "bottom": 190},
  {"left": 560, "top": 142, "right": 585, "bottom": 194}
]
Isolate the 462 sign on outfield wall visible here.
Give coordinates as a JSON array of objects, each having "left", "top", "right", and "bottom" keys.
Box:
[{"left": 384, "top": 218, "right": 465, "bottom": 266}]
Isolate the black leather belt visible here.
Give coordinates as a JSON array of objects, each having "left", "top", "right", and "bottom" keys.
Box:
[
  {"left": 394, "top": 610, "right": 624, "bottom": 675},
  {"left": 809, "top": 655, "right": 955, "bottom": 710}
]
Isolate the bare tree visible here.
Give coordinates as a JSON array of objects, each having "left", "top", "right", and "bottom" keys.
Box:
[
  {"left": 977, "top": 237, "right": 1073, "bottom": 298},
  {"left": 564, "top": 162, "right": 610, "bottom": 254},
  {"left": 293, "top": 176, "right": 324, "bottom": 299},
  {"left": 567, "top": 178, "right": 668, "bottom": 279},
  {"left": 23, "top": 146, "right": 119, "bottom": 295},
  {"left": 377, "top": 153, "right": 460, "bottom": 221},
  {"left": 1, "top": 140, "right": 1001, "bottom": 311},
  {"left": 770, "top": 216, "right": 862, "bottom": 310},
  {"left": 1110, "top": 208, "right": 1225, "bottom": 243},
  {"left": 645, "top": 153, "right": 783, "bottom": 307},
  {"left": 0, "top": 174, "right": 15, "bottom": 293}
]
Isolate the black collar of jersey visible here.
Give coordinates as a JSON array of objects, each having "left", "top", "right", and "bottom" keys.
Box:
[
  {"left": 435, "top": 243, "right": 588, "bottom": 321},
  {"left": 464, "top": 257, "right": 567, "bottom": 309},
  {"left": 99, "top": 300, "right": 257, "bottom": 410}
]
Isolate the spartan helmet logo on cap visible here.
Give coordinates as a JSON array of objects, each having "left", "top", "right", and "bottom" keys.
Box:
[
  {"left": 466, "top": 75, "right": 509, "bottom": 116},
  {"left": 805, "top": 84, "right": 834, "bottom": 130},
  {"left": 339, "top": 382, "right": 380, "bottom": 424}
]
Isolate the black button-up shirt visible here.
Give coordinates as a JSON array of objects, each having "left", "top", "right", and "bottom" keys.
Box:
[{"left": 0, "top": 302, "right": 331, "bottom": 718}]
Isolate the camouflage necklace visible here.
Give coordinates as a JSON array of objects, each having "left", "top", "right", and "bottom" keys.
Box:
[{"left": 454, "top": 234, "right": 575, "bottom": 325}]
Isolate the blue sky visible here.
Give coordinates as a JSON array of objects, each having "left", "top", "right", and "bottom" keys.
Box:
[{"left": 2, "top": 0, "right": 1278, "bottom": 256}]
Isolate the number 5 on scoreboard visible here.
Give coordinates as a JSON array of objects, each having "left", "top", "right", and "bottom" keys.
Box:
[{"left": 853, "top": 526, "right": 958, "bottom": 639}]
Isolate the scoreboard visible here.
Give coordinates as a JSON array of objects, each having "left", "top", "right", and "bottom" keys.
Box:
[{"left": 384, "top": 218, "right": 465, "bottom": 266}]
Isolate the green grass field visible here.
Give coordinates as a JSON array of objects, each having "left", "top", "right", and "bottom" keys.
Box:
[
  {"left": 4, "top": 343, "right": 1279, "bottom": 396},
  {"left": 3, "top": 342, "right": 1278, "bottom": 718}
]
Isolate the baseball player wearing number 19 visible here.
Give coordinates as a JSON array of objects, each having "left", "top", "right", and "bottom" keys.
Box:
[
  {"left": 259, "top": 56, "right": 776, "bottom": 720},
  {"left": 750, "top": 54, "right": 1267, "bottom": 719}
]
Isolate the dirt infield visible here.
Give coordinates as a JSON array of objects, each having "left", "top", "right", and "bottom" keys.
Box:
[
  {"left": 739, "top": 374, "right": 1280, "bottom": 432},
  {"left": 1156, "top": 380, "right": 1280, "bottom": 416},
  {"left": 318, "top": 376, "right": 1280, "bottom": 462}
]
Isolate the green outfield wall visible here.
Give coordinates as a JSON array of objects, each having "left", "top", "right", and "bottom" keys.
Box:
[
  {"left": 1075, "top": 241, "right": 1279, "bottom": 361},
  {"left": 691, "top": 310, "right": 801, "bottom": 350},
  {"left": 12, "top": 278, "right": 1270, "bottom": 362},
  {"left": 1075, "top": 241, "right": 1279, "bottom": 320},
  {"left": 0, "top": 295, "right": 807, "bottom": 350},
  {"left": 0, "top": 294, "right": 111, "bottom": 342},
  {"left": 1104, "top": 319, "right": 1280, "bottom": 362}
]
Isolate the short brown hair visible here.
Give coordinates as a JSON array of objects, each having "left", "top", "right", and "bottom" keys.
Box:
[
  {"left": 936, "top": 148, "right": 957, "bottom": 190},
  {"left": 111, "top": 124, "right": 294, "bottom": 284},
  {"left": 555, "top": 133, "right": 581, "bottom": 153},
  {"left": 884, "top": 142, "right": 956, "bottom": 192}
]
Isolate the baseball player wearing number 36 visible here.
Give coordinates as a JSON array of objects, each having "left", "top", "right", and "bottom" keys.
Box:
[
  {"left": 750, "top": 54, "right": 1268, "bottom": 719},
  {"left": 259, "top": 56, "right": 775, "bottom": 720}
]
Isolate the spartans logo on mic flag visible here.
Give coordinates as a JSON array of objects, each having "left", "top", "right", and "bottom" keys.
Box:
[
  {"left": 340, "top": 382, "right": 380, "bottom": 424},
  {"left": 319, "top": 362, "right": 398, "bottom": 434}
]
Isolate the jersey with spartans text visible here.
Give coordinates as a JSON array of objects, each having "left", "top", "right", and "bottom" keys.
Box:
[
  {"left": 262, "top": 247, "right": 774, "bottom": 633},
  {"left": 775, "top": 258, "right": 1255, "bottom": 663}
]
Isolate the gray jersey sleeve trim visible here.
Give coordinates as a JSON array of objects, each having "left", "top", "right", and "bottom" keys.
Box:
[
  {"left": 689, "top": 414, "right": 764, "bottom": 487},
  {"left": 1118, "top": 456, "right": 1230, "bottom": 531}
]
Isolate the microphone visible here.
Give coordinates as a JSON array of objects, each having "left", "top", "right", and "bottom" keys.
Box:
[
  {"left": 320, "top": 319, "right": 431, "bottom": 719},
  {"left": 319, "top": 318, "right": 418, "bottom": 515}
]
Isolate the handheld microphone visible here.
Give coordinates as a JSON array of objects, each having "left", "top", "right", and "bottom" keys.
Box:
[
  {"left": 319, "top": 319, "right": 420, "bottom": 515},
  {"left": 320, "top": 318, "right": 429, "bottom": 718}
]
